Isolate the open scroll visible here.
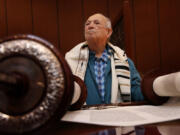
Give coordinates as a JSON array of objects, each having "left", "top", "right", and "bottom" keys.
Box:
[{"left": 62, "top": 71, "right": 180, "bottom": 127}]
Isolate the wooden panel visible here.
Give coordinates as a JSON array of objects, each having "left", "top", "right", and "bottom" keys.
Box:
[
  {"left": 109, "top": 0, "right": 123, "bottom": 26},
  {"left": 133, "top": 0, "right": 161, "bottom": 74},
  {"left": 123, "top": 0, "right": 136, "bottom": 62},
  {"left": 0, "top": 0, "right": 7, "bottom": 38},
  {"left": 6, "top": 0, "right": 32, "bottom": 35},
  {"left": 58, "top": 0, "right": 83, "bottom": 55},
  {"left": 159, "top": 0, "right": 180, "bottom": 71},
  {"left": 32, "top": 0, "right": 58, "bottom": 48},
  {"left": 83, "top": 0, "right": 108, "bottom": 21}
]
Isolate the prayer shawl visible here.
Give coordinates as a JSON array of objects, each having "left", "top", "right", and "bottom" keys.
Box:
[{"left": 65, "top": 42, "right": 131, "bottom": 103}]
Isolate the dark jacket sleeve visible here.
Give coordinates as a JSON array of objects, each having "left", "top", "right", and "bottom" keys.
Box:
[{"left": 127, "top": 58, "right": 144, "bottom": 101}]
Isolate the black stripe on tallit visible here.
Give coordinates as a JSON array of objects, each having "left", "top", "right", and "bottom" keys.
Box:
[
  {"left": 117, "top": 75, "right": 130, "bottom": 79},
  {"left": 115, "top": 65, "right": 129, "bottom": 71},
  {"left": 121, "top": 94, "right": 131, "bottom": 96},
  {"left": 114, "top": 58, "right": 119, "bottom": 60}
]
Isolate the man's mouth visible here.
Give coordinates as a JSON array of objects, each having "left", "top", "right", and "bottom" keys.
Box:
[{"left": 87, "top": 29, "right": 96, "bottom": 34}]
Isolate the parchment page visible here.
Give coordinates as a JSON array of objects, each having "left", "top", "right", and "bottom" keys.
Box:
[{"left": 61, "top": 98, "right": 180, "bottom": 126}]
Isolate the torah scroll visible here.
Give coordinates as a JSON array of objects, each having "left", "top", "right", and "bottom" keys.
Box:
[
  {"left": 153, "top": 72, "right": 180, "bottom": 97},
  {"left": 142, "top": 71, "right": 180, "bottom": 105}
]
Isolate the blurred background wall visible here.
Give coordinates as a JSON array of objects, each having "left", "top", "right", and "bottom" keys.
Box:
[{"left": 0, "top": 0, "right": 180, "bottom": 75}]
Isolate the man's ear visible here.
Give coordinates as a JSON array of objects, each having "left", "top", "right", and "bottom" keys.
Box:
[{"left": 107, "top": 28, "right": 112, "bottom": 38}]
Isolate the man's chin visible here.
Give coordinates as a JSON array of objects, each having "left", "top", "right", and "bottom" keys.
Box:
[
  {"left": 86, "top": 35, "right": 96, "bottom": 39},
  {"left": 85, "top": 34, "right": 95, "bottom": 39}
]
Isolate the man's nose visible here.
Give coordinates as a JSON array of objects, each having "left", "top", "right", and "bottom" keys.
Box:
[
  {"left": 88, "top": 26, "right": 94, "bottom": 30},
  {"left": 88, "top": 23, "right": 95, "bottom": 29}
]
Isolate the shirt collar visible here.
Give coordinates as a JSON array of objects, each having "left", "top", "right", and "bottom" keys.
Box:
[
  {"left": 89, "top": 45, "right": 111, "bottom": 63},
  {"left": 99, "top": 49, "right": 109, "bottom": 63}
]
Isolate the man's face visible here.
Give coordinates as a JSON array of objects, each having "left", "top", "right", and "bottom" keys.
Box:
[{"left": 84, "top": 14, "right": 111, "bottom": 42}]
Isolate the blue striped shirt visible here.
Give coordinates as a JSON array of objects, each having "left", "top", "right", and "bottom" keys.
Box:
[{"left": 93, "top": 48, "right": 110, "bottom": 101}]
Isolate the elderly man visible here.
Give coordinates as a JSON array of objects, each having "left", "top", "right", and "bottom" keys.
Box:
[{"left": 65, "top": 13, "right": 144, "bottom": 105}]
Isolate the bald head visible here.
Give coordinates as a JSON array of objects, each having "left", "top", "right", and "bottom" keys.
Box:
[
  {"left": 86, "top": 13, "right": 112, "bottom": 29},
  {"left": 84, "top": 13, "right": 112, "bottom": 53}
]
